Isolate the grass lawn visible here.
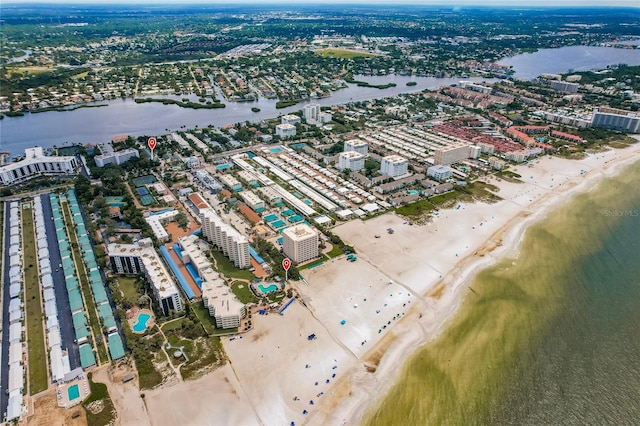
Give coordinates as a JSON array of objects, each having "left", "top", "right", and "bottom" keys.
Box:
[
  {"left": 116, "top": 276, "right": 140, "bottom": 303},
  {"left": 180, "top": 336, "right": 225, "bottom": 380},
  {"left": 62, "top": 200, "right": 109, "bottom": 364},
  {"left": 315, "top": 48, "right": 377, "bottom": 59},
  {"left": 230, "top": 281, "right": 259, "bottom": 304},
  {"left": 326, "top": 244, "right": 343, "bottom": 259},
  {"left": 166, "top": 335, "right": 195, "bottom": 367},
  {"left": 160, "top": 317, "right": 188, "bottom": 333},
  {"left": 82, "top": 372, "right": 116, "bottom": 426},
  {"left": 22, "top": 205, "right": 49, "bottom": 395},
  {"left": 190, "top": 302, "right": 218, "bottom": 335},
  {"left": 497, "top": 170, "right": 523, "bottom": 183},
  {"left": 429, "top": 191, "right": 461, "bottom": 207},
  {"left": 191, "top": 302, "right": 238, "bottom": 336},
  {"left": 298, "top": 257, "right": 327, "bottom": 270},
  {"left": 210, "top": 249, "right": 254, "bottom": 281},
  {"left": 396, "top": 199, "right": 436, "bottom": 217},
  {"left": 9, "top": 66, "right": 53, "bottom": 76},
  {"left": 464, "top": 181, "right": 501, "bottom": 203}
]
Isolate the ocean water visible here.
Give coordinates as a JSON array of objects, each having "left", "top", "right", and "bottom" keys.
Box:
[{"left": 366, "top": 160, "right": 640, "bottom": 426}]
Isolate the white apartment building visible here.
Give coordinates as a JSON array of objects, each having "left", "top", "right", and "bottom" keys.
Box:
[
  {"left": 239, "top": 190, "right": 265, "bottom": 211},
  {"left": 318, "top": 111, "right": 333, "bottom": 124},
  {"left": 95, "top": 148, "right": 139, "bottom": 167},
  {"left": 338, "top": 151, "right": 365, "bottom": 171},
  {"left": 201, "top": 209, "right": 250, "bottom": 268},
  {"left": 380, "top": 154, "right": 409, "bottom": 178},
  {"left": 434, "top": 143, "right": 471, "bottom": 165},
  {"left": 0, "top": 147, "right": 78, "bottom": 186},
  {"left": 281, "top": 114, "right": 302, "bottom": 125},
  {"left": 178, "top": 235, "right": 245, "bottom": 329},
  {"left": 459, "top": 81, "right": 493, "bottom": 94},
  {"left": 219, "top": 174, "right": 242, "bottom": 191},
  {"left": 344, "top": 139, "right": 369, "bottom": 156},
  {"left": 276, "top": 123, "right": 297, "bottom": 138},
  {"left": 282, "top": 224, "right": 319, "bottom": 264},
  {"left": 427, "top": 165, "right": 453, "bottom": 182},
  {"left": 107, "top": 239, "right": 184, "bottom": 315},
  {"left": 469, "top": 145, "right": 481, "bottom": 159},
  {"left": 304, "top": 104, "right": 321, "bottom": 122},
  {"left": 548, "top": 80, "right": 580, "bottom": 94}
]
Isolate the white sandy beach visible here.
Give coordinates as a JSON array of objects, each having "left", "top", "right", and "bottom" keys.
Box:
[{"left": 132, "top": 142, "right": 640, "bottom": 426}]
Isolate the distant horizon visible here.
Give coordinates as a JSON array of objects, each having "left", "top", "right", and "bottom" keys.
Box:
[{"left": 2, "top": 0, "right": 639, "bottom": 7}]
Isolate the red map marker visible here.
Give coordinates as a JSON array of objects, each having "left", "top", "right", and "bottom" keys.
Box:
[
  {"left": 282, "top": 258, "right": 292, "bottom": 271},
  {"left": 147, "top": 137, "right": 157, "bottom": 150}
]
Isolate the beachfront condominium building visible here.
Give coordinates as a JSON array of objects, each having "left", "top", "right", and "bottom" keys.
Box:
[
  {"left": 0, "top": 147, "right": 79, "bottom": 186},
  {"left": 282, "top": 224, "right": 319, "bottom": 264},
  {"left": 107, "top": 238, "right": 184, "bottom": 315},
  {"left": 200, "top": 208, "right": 251, "bottom": 269},
  {"left": 591, "top": 107, "right": 640, "bottom": 133},
  {"left": 380, "top": 155, "right": 409, "bottom": 178},
  {"left": 94, "top": 148, "right": 139, "bottom": 167},
  {"left": 434, "top": 143, "right": 471, "bottom": 165},
  {"left": 427, "top": 165, "right": 454, "bottom": 182},
  {"left": 338, "top": 151, "right": 365, "bottom": 172},
  {"left": 276, "top": 123, "right": 297, "bottom": 138},
  {"left": 344, "top": 139, "right": 369, "bottom": 156},
  {"left": 304, "top": 104, "right": 321, "bottom": 122},
  {"left": 178, "top": 235, "right": 245, "bottom": 329}
]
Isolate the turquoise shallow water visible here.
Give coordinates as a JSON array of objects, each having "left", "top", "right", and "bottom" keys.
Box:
[{"left": 367, "top": 160, "right": 640, "bottom": 426}]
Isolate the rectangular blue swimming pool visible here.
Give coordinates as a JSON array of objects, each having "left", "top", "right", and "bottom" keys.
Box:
[{"left": 68, "top": 384, "right": 80, "bottom": 401}]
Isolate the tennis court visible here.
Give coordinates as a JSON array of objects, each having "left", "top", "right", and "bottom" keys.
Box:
[
  {"left": 264, "top": 213, "right": 278, "bottom": 222},
  {"left": 137, "top": 187, "right": 150, "bottom": 196},
  {"left": 288, "top": 215, "right": 303, "bottom": 223},
  {"left": 140, "top": 194, "right": 156, "bottom": 205},
  {"left": 132, "top": 175, "right": 157, "bottom": 187},
  {"left": 105, "top": 196, "right": 126, "bottom": 207}
]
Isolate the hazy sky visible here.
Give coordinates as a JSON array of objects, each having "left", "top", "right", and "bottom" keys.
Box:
[{"left": 2, "top": 0, "right": 639, "bottom": 6}]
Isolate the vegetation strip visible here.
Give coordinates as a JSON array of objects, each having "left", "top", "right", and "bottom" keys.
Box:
[
  {"left": 22, "top": 203, "right": 49, "bottom": 394},
  {"left": 82, "top": 372, "right": 116, "bottom": 426}
]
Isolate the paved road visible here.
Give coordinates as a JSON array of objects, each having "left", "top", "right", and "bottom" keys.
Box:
[
  {"left": 40, "top": 194, "right": 80, "bottom": 370},
  {"left": 1, "top": 201, "right": 13, "bottom": 418}
]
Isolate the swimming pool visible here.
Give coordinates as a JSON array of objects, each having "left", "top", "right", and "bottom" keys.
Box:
[
  {"left": 216, "top": 163, "right": 231, "bottom": 170},
  {"left": 271, "top": 220, "right": 286, "bottom": 228},
  {"left": 68, "top": 384, "right": 80, "bottom": 401},
  {"left": 133, "top": 313, "right": 151, "bottom": 333},
  {"left": 258, "top": 283, "right": 278, "bottom": 294},
  {"left": 270, "top": 147, "right": 283, "bottom": 153},
  {"left": 407, "top": 190, "right": 419, "bottom": 195},
  {"left": 288, "top": 215, "right": 303, "bottom": 223},
  {"left": 282, "top": 209, "right": 295, "bottom": 217}
]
